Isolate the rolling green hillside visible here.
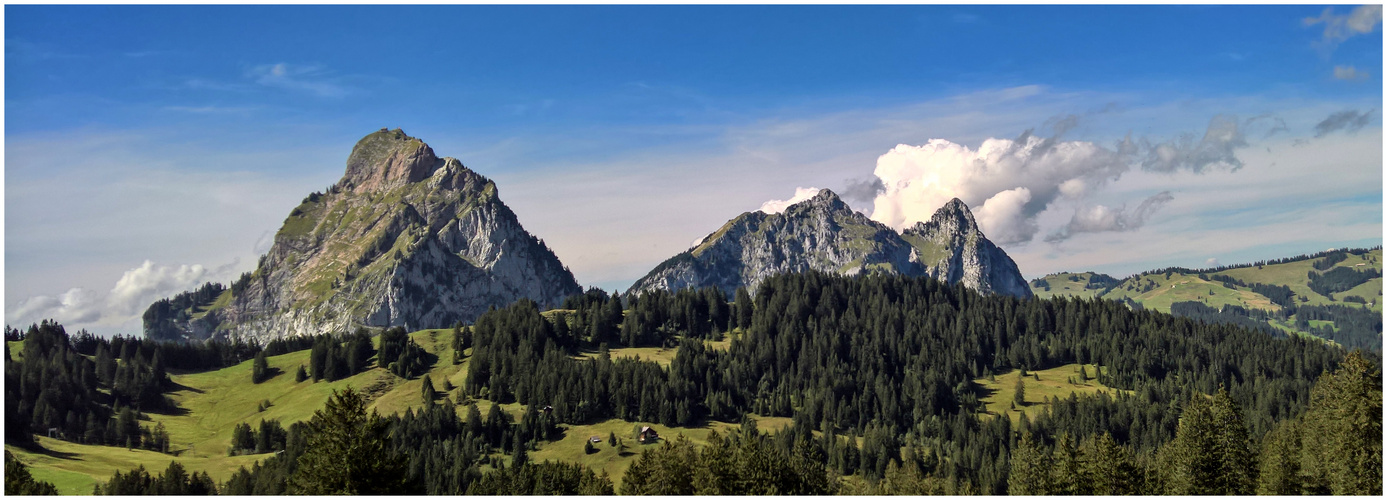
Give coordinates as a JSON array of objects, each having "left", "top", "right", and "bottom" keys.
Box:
[
  {"left": 4, "top": 321, "right": 1135, "bottom": 494},
  {"left": 6, "top": 326, "right": 800, "bottom": 493},
  {"left": 1028, "top": 272, "right": 1117, "bottom": 300},
  {"left": 1030, "top": 247, "right": 1383, "bottom": 348},
  {"left": 3, "top": 328, "right": 510, "bottom": 494}
]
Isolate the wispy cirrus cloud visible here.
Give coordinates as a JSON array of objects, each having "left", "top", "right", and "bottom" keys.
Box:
[
  {"left": 123, "top": 49, "right": 181, "bottom": 58},
  {"left": 163, "top": 105, "right": 259, "bottom": 115},
  {"left": 180, "top": 77, "right": 253, "bottom": 92},
  {"left": 1314, "top": 108, "right": 1380, "bottom": 137},
  {"left": 1044, "top": 191, "right": 1174, "bottom": 243},
  {"left": 1334, "top": 65, "right": 1370, "bottom": 81},
  {"left": 248, "top": 63, "right": 351, "bottom": 98},
  {"left": 5, "top": 38, "right": 84, "bottom": 62},
  {"left": 1304, "top": 5, "right": 1383, "bottom": 55}
]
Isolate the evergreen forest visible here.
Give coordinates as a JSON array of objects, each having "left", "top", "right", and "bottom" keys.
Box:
[{"left": 4, "top": 271, "right": 1381, "bottom": 495}]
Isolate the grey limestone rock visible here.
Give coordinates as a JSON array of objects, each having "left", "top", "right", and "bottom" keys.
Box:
[
  {"left": 628, "top": 191, "right": 1032, "bottom": 300},
  {"left": 145, "top": 129, "right": 582, "bottom": 342}
]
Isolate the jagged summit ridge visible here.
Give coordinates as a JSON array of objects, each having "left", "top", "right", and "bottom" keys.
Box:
[
  {"left": 144, "top": 130, "right": 582, "bottom": 342},
  {"left": 339, "top": 128, "right": 443, "bottom": 194},
  {"left": 902, "top": 198, "right": 1031, "bottom": 298},
  {"left": 916, "top": 197, "right": 978, "bottom": 235},
  {"left": 628, "top": 190, "right": 1033, "bottom": 299}
]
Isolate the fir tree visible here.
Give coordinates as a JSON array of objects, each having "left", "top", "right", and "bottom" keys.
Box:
[
  {"left": 288, "top": 388, "right": 409, "bottom": 494},
  {"left": 4, "top": 450, "right": 58, "bottom": 495},
  {"left": 251, "top": 351, "right": 269, "bottom": 384}
]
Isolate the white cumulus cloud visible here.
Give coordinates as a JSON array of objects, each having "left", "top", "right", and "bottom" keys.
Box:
[
  {"left": 107, "top": 260, "right": 210, "bottom": 317},
  {"left": 1305, "top": 5, "right": 1383, "bottom": 53},
  {"left": 759, "top": 186, "right": 822, "bottom": 214},
  {"left": 6, "top": 260, "right": 222, "bottom": 335},
  {"left": 867, "top": 133, "right": 1127, "bottom": 243},
  {"left": 6, "top": 288, "right": 102, "bottom": 326},
  {"left": 864, "top": 114, "right": 1253, "bottom": 245}
]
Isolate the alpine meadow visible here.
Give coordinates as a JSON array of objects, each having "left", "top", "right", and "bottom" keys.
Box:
[{"left": 4, "top": 4, "right": 1383, "bottom": 496}]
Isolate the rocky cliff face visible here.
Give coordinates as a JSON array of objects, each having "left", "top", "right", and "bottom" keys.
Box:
[
  {"left": 627, "top": 190, "right": 1033, "bottom": 299},
  {"left": 901, "top": 198, "right": 1033, "bottom": 298},
  {"left": 145, "top": 129, "right": 582, "bottom": 342}
]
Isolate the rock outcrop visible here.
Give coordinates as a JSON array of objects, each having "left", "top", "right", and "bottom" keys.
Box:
[
  {"left": 627, "top": 191, "right": 1033, "bottom": 299},
  {"left": 144, "top": 129, "right": 582, "bottom": 342},
  {"left": 901, "top": 198, "right": 1033, "bottom": 298}
]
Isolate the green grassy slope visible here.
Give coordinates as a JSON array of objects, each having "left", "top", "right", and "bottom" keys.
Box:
[
  {"left": 529, "top": 414, "right": 792, "bottom": 490},
  {"left": 1028, "top": 272, "right": 1113, "bottom": 300},
  {"left": 973, "top": 364, "right": 1128, "bottom": 425},
  {"left": 1100, "top": 272, "right": 1284, "bottom": 313},
  {"left": 4, "top": 326, "right": 756, "bottom": 491},
  {"left": 1031, "top": 248, "right": 1382, "bottom": 342}
]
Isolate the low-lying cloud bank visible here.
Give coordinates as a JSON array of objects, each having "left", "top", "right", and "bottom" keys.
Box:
[{"left": 7, "top": 260, "right": 232, "bottom": 335}]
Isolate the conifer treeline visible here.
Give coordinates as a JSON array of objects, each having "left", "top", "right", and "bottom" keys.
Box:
[
  {"left": 5, "top": 321, "right": 329, "bottom": 451},
  {"left": 469, "top": 272, "right": 1341, "bottom": 439},
  {"left": 10, "top": 270, "right": 1378, "bottom": 495}
]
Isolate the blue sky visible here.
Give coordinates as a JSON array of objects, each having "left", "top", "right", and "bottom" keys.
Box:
[{"left": 5, "top": 5, "right": 1383, "bottom": 335}]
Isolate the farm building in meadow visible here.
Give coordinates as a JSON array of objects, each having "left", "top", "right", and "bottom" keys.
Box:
[{"left": 638, "top": 426, "right": 659, "bottom": 443}]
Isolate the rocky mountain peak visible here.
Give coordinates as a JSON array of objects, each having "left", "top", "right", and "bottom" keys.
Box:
[
  {"left": 784, "top": 188, "right": 850, "bottom": 216},
  {"left": 144, "top": 129, "right": 581, "bottom": 342},
  {"left": 902, "top": 198, "right": 1032, "bottom": 299},
  {"left": 338, "top": 128, "right": 441, "bottom": 194},
  {"left": 629, "top": 189, "right": 1030, "bottom": 300},
  {"left": 915, "top": 197, "right": 980, "bottom": 236}
]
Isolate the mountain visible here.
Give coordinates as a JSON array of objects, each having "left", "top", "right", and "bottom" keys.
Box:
[
  {"left": 144, "top": 128, "right": 582, "bottom": 342},
  {"left": 900, "top": 198, "right": 1034, "bottom": 298},
  {"left": 626, "top": 189, "right": 1032, "bottom": 299},
  {"left": 1030, "top": 246, "right": 1383, "bottom": 350}
]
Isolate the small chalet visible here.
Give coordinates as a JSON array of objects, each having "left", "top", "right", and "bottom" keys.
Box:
[
  {"left": 638, "top": 426, "right": 659, "bottom": 443},
  {"left": 590, "top": 436, "right": 603, "bottom": 444}
]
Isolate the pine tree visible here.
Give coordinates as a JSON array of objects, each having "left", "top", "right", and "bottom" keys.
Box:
[
  {"left": 4, "top": 450, "right": 59, "bottom": 495},
  {"left": 288, "top": 388, "right": 409, "bottom": 494},
  {"left": 150, "top": 421, "right": 170, "bottom": 454},
  {"left": 734, "top": 287, "right": 753, "bottom": 330},
  {"left": 511, "top": 440, "right": 529, "bottom": 469},
  {"left": 295, "top": 365, "right": 308, "bottom": 383},
  {"left": 251, "top": 351, "right": 269, "bottom": 384},
  {"left": 1298, "top": 350, "right": 1382, "bottom": 495},
  {"left": 1012, "top": 376, "right": 1026, "bottom": 407},
  {"left": 230, "top": 422, "right": 255, "bottom": 454},
  {"left": 1257, "top": 418, "right": 1303, "bottom": 494},
  {"left": 1208, "top": 389, "right": 1255, "bottom": 493},
  {"left": 1050, "top": 433, "right": 1087, "bottom": 495},
  {"left": 1007, "top": 432, "right": 1049, "bottom": 495},
  {"left": 1083, "top": 432, "right": 1140, "bottom": 495},
  {"left": 421, "top": 376, "right": 437, "bottom": 404},
  {"left": 1157, "top": 389, "right": 1253, "bottom": 495}
]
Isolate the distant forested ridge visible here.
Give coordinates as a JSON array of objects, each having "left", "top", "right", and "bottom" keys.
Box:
[{"left": 1035, "top": 246, "right": 1383, "bottom": 351}]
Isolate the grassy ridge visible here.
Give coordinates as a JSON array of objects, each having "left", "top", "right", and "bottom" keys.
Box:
[
  {"left": 529, "top": 414, "right": 793, "bottom": 490},
  {"left": 1031, "top": 248, "right": 1382, "bottom": 341},
  {"left": 973, "top": 363, "right": 1127, "bottom": 425},
  {"left": 4, "top": 323, "right": 811, "bottom": 492},
  {"left": 7, "top": 436, "right": 266, "bottom": 495}
]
